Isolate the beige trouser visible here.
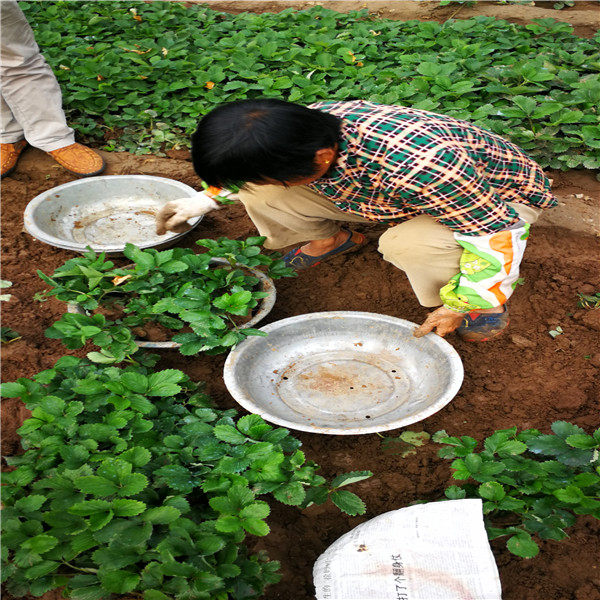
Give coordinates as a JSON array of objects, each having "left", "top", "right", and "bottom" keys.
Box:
[
  {"left": 238, "top": 184, "right": 542, "bottom": 307},
  {"left": 0, "top": 0, "right": 74, "bottom": 151}
]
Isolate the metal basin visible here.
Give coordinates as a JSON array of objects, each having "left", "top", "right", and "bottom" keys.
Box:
[
  {"left": 223, "top": 311, "right": 464, "bottom": 435},
  {"left": 24, "top": 175, "right": 202, "bottom": 253}
]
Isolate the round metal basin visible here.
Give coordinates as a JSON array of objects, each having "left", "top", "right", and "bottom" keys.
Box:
[
  {"left": 24, "top": 175, "right": 202, "bottom": 253},
  {"left": 223, "top": 311, "right": 464, "bottom": 435}
]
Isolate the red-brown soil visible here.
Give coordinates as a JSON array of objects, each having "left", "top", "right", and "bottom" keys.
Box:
[{"left": 2, "top": 147, "right": 599, "bottom": 600}]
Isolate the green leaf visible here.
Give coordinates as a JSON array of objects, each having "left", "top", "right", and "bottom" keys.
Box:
[
  {"left": 39, "top": 395, "right": 65, "bottom": 415},
  {"left": 160, "top": 260, "right": 188, "bottom": 274},
  {"left": 22, "top": 535, "right": 58, "bottom": 554},
  {"left": 214, "top": 424, "right": 247, "bottom": 444},
  {"left": 478, "top": 481, "right": 506, "bottom": 501},
  {"left": 147, "top": 370, "right": 184, "bottom": 396},
  {"left": 87, "top": 351, "right": 118, "bottom": 364},
  {"left": 240, "top": 501, "right": 270, "bottom": 520},
  {"left": 154, "top": 465, "right": 195, "bottom": 493},
  {"left": 121, "top": 372, "right": 148, "bottom": 394},
  {"left": 512, "top": 95, "right": 537, "bottom": 116},
  {"left": 24, "top": 560, "right": 60, "bottom": 580},
  {"left": 89, "top": 510, "right": 113, "bottom": 531},
  {"left": 451, "top": 458, "right": 472, "bottom": 480},
  {"left": 215, "top": 515, "right": 242, "bottom": 533},
  {"left": 497, "top": 440, "right": 528, "bottom": 456},
  {"left": 273, "top": 482, "right": 306, "bottom": 505},
  {"left": 330, "top": 470, "right": 372, "bottom": 489},
  {"left": 330, "top": 490, "right": 366, "bottom": 516},
  {"left": 445, "top": 485, "right": 467, "bottom": 500},
  {"left": 75, "top": 476, "right": 119, "bottom": 497},
  {"left": 92, "top": 547, "right": 140, "bottom": 570},
  {"left": 226, "top": 485, "right": 255, "bottom": 509},
  {"left": 565, "top": 434, "right": 598, "bottom": 449},
  {"left": 242, "top": 518, "right": 270, "bottom": 536},
  {"left": 237, "top": 414, "right": 272, "bottom": 438},
  {"left": 506, "top": 532, "right": 539, "bottom": 558},
  {"left": 14, "top": 495, "right": 46, "bottom": 512},
  {"left": 209, "top": 496, "right": 235, "bottom": 515},
  {"left": 123, "top": 244, "right": 155, "bottom": 270},
  {"left": 111, "top": 499, "right": 146, "bottom": 517},
  {"left": 417, "top": 62, "right": 441, "bottom": 77},
  {"left": 70, "top": 586, "right": 105, "bottom": 600},
  {"left": 553, "top": 485, "right": 585, "bottom": 504},
  {"left": 118, "top": 473, "right": 149, "bottom": 497},
  {"left": 142, "top": 506, "right": 181, "bottom": 524},
  {"left": 551, "top": 421, "right": 586, "bottom": 439},
  {"left": 99, "top": 570, "right": 140, "bottom": 594},
  {"left": 120, "top": 446, "right": 152, "bottom": 467},
  {"left": 196, "top": 535, "right": 226, "bottom": 556},
  {"left": 144, "top": 591, "right": 170, "bottom": 600},
  {"left": 0, "top": 382, "right": 26, "bottom": 397},
  {"left": 69, "top": 500, "right": 112, "bottom": 516}
]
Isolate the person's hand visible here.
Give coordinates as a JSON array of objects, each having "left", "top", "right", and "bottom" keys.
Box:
[
  {"left": 413, "top": 306, "right": 465, "bottom": 338},
  {"left": 155, "top": 192, "right": 219, "bottom": 235}
]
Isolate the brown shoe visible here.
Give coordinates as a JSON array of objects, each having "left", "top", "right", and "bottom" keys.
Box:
[
  {"left": 1, "top": 140, "right": 28, "bottom": 178},
  {"left": 48, "top": 143, "right": 105, "bottom": 177}
]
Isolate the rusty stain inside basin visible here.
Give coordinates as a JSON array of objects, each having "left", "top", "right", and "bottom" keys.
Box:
[
  {"left": 277, "top": 355, "right": 408, "bottom": 419},
  {"left": 223, "top": 311, "right": 464, "bottom": 435},
  {"left": 24, "top": 175, "right": 203, "bottom": 253}
]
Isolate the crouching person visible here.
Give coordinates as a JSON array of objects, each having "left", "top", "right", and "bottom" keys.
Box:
[{"left": 157, "top": 99, "right": 557, "bottom": 341}]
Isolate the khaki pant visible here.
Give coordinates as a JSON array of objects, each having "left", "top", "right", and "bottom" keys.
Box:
[
  {"left": 0, "top": 0, "right": 74, "bottom": 151},
  {"left": 238, "top": 184, "right": 542, "bottom": 307}
]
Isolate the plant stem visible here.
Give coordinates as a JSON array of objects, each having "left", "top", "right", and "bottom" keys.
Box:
[
  {"left": 447, "top": 3, "right": 466, "bottom": 21},
  {"left": 61, "top": 561, "right": 98, "bottom": 574}
]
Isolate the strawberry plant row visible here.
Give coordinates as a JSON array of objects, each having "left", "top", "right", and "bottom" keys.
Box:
[
  {"left": 1, "top": 357, "right": 371, "bottom": 600},
  {"left": 21, "top": 2, "right": 600, "bottom": 172}
]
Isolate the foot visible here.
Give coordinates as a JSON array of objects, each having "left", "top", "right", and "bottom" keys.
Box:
[
  {"left": 1, "top": 140, "right": 28, "bottom": 178},
  {"left": 457, "top": 305, "right": 509, "bottom": 342},
  {"left": 282, "top": 228, "right": 366, "bottom": 270},
  {"left": 48, "top": 143, "right": 105, "bottom": 177},
  {"left": 301, "top": 229, "right": 363, "bottom": 256}
]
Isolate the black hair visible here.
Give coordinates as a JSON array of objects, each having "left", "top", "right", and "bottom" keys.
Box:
[{"left": 191, "top": 98, "right": 342, "bottom": 187}]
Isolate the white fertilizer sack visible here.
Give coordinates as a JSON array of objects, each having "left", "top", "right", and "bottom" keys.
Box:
[{"left": 313, "top": 499, "right": 502, "bottom": 600}]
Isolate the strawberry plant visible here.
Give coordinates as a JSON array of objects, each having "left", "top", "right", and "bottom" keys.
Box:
[
  {"left": 380, "top": 431, "right": 431, "bottom": 457},
  {"left": 37, "top": 237, "right": 295, "bottom": 362},
  {"left": 1, "top": 280, "right": 21, "bottom": 343},
  {"left": 577, "top": 291, "right": 600, "bottom": 309},
  {"left": 434, "top": 422, "right": 600, "bottom": 558},
  {"left": 21, "top": 2, "right": 600, "bottom": 173},
  {"left": 0, "top": 357, "right": 371, "bottom": 599}
]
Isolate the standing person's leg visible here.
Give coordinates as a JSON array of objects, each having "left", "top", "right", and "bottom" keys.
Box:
[
  {"left": 0, "top": 0, "right": 74, "bottom": 151},
  {"left": 0, "top": 0, "right": 104, "bottom": 176},
  {"left": 377, "top": 203, "right": 542, "bottom": 307},
  {"left": 0, "top": 92, "right": 27, "bottom": 177},
  {"left": 238, "top": 184, "right": 369, "bottom": 265}
]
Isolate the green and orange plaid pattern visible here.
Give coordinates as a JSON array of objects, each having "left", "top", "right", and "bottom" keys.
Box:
[{"left": 308, "top": 101, "right": 557, "bottom": 235}]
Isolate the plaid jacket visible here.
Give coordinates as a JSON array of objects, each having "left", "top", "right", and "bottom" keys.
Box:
[{"left": 307, "top": 100, "right": 556, "bottom": 235}]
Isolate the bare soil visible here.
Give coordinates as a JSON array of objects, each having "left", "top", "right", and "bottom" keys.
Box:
[{"left": 2, "top": 146, "right": 600, "bottom": 600}]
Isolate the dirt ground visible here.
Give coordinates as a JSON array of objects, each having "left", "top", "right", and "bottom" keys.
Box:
[{"left": 2, "top": 146, "right": 600, "bottom": 600}]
